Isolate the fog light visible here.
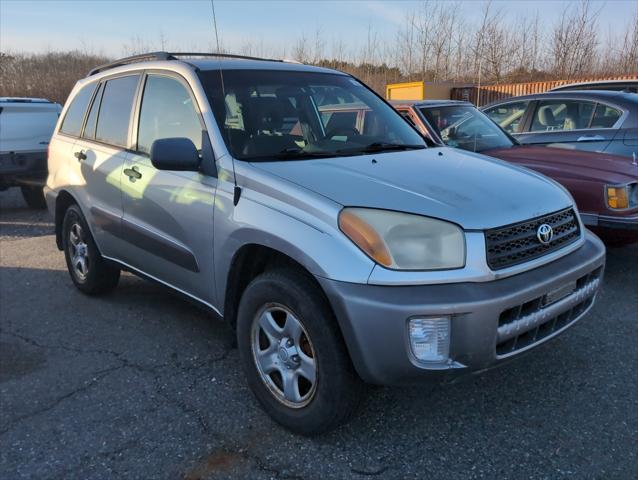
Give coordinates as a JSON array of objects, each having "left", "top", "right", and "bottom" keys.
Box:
[{"left": 408, "top": 317, "right": 450, "bottom": 363}]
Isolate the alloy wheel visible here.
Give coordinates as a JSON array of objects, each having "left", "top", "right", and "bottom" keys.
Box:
[
  {"left": 68, "top": 222, "right": 89, "bottom": 281},
  {"left": 251, "top": 304, "right": 318, "bottom": 408}
]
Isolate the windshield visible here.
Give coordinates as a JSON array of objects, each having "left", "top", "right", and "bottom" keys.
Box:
[
  {"left": 419, "top": 105, "right": 513, "bottom": 152},
  {"left": 198, "top": 69, "right": 425, "bottom": 161}
]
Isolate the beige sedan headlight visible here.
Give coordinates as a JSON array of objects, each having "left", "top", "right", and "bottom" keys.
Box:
[{"left": 606, "top": 183, "right": 638, "bottom": 210}]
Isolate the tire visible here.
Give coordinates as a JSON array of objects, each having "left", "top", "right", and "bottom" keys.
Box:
[
  {"left": 62, "top": 204, "right": 120, "bottom": 295},
  {"left": 20, "top": 185, "right": 47, "bottom": 209},
  {"left": 237, "top": 268, "right": 364, "bottom": 436}
]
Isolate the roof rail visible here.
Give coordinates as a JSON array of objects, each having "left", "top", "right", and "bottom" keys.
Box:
[
  {"left": 0, "top": 97, "right": 52, "bottom": 103},
  {"left": 87, "top": 51, "right": 284, "bottom": 76},
  {"left": 170, "top": 52, "right": 284, "bottom": 63},
  {"left": 87, "top": 51, "right": 172, "bottom": 76}
]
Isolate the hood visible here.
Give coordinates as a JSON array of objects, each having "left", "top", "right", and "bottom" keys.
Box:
[
  {"left": 485, "top": 145, "right": 638, "bottom": 185},
  {"left": 251, "top": 147, "right": 573, "bottom": 230}
]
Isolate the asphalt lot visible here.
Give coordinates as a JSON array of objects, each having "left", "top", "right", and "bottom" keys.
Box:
[{"left": 1, "top": 187, "right": 637, "bottom": 480}]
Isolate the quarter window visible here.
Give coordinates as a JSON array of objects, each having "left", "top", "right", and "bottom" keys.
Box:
[
  {"left": 137, "top": 75, "right": 202, "bottom": 154},
  {"left": 59, "top": 83, "right": 96, "bottom": 137},
  {"left": 530, "top": 100, "right": 595, "bottom": 132},
  {"left": 95, "top": 75, "right": 140, "bottom": 147},
  {"left": 82, "top": 82, "right": 104, "bottom": 140},
  {"left": 484, "top": 101, "right": 529, "bottom": 134}
]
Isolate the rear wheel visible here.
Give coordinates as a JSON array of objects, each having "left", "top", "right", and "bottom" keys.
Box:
[
  {"left": 237, "top": 268, "right": 364, "bottom": 435},
  {"left": 20, "top": 185, "right": 47, "bottom": 209},
  {"left": 62, "top": 204, "right": 120, "bottom": 294}
]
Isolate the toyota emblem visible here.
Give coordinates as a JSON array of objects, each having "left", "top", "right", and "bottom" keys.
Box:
[{"left": 537, "top": 223, "right": 554, "bottom": 245}]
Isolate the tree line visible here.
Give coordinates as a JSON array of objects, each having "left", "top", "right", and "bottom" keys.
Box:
[{"left": 1, "top": 0, "right": 636, "bottom": 104}]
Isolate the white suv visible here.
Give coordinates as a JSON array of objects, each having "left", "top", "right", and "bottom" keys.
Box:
[{"left": 1, "top": 97, "right": 61, "bottom": 207}]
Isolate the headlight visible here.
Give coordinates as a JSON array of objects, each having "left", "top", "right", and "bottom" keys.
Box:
[
  {"left": 606, "top": 183, "right": 638, "bottom": 210},
  {"left": 338, "top": 208, "right": 465, "bottom": 270}
]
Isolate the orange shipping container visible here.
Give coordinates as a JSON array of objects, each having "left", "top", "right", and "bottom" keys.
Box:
[{"left": 451, "top": 74, "right": 638, "bottom": 106}]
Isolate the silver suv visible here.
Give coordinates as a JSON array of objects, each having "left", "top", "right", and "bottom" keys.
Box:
[{"left": 46, "top": 52, "right": 605, "bottom": 435}]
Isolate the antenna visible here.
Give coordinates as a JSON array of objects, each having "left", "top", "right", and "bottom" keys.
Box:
[{"left": 210, "top": 0, "right": 241, "bottom": 205}]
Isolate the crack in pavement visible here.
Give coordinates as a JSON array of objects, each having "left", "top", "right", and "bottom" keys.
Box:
[
  {"left": 0, "top": 329, "right": 234, "bottom": 437},
  {"left": 151, "top": 349, "right": 234, "bottom": 435},
  {"left": 1, "top": 329, "right": 132, "bottom": 361},
  {"left": 0, "top": 363, "right": 127, "bottom": 436}
]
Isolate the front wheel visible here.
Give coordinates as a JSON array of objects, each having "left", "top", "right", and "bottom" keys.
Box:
[
  {"left": 62, "top": 204, "right": 120, "bottom": 294},
  {"left": 237, "top": 269, "right": 364, "bottom": 435}
]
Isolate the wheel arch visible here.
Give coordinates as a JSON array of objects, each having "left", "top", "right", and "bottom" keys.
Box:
[
  {"left": 222, "top": 243, "right": 333, "bottom": 331},
  {"left": 54, "top": 189, "right": 80, "bottom": 250}
]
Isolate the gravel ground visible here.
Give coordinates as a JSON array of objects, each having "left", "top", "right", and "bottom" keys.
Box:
[{"left": 1, "top": 187, "right": 637, "bottom": 480}]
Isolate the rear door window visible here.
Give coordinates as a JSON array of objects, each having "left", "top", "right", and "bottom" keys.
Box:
[
  {"left": 59, "top": 83, "right": 96, "bottom": 137},
  {"left": 590, "top": 103, "right": 622, "bottom": 128},
  {"left": 95, "top": 75, "right": 140, "bottom": 147},
  {"left": 530, "top": 100, "right": 596, "bottom": 132},
  {"left": 484, "top": 101, "right": 529, "bottom": 133}
]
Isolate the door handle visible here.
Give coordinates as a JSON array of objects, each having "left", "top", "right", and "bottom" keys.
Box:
[
  {"left": 577, "top": 135, "right": 605, "bottom": 142},
  {"left": 123, "top": 166, "right": 142, "bottom": 181},
  {"left": 74, "top": 150, "right": 87, "bottom": 161}
]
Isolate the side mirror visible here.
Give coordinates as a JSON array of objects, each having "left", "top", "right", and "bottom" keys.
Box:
[{"left": 150, "top": 137, "right": 200, "bottom": 171}]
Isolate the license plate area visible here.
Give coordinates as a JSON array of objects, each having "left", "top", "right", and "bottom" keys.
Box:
[{"left": 543, "top": 281, "right": 577, "bottom": 307}]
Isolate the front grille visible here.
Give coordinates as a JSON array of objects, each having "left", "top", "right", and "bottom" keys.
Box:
[
  {"left": 485, "top": 208, "right": 580, "bottom": 270},
  {"left": 495, "top": 267, "right": 603, "bottom": 357}
]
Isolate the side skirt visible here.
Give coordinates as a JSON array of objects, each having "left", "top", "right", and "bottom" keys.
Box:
[{"left": 102, "top": 255, "right": 223, "bottom": 318}]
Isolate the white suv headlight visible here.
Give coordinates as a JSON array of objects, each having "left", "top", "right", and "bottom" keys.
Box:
[{"left": 339, "top": 208, "right": 465, "bottom": 270}]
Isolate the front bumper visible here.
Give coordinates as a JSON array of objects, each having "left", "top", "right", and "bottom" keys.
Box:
[{"left": 317, "top": 231, "right": 605, "bottom": 385}]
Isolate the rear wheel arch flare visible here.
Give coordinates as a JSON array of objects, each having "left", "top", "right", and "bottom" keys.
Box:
[{"left": 55, "top": 190, "right": 79, "bottom": 250}]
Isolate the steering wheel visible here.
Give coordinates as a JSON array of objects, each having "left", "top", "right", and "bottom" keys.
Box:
[{"left": 325, "top": 127, "right": 360, "bottom": 139}]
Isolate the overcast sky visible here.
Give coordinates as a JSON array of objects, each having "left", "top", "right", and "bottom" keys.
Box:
[{"left": 1, "top": 0, "right": 636, "bottom": 58}]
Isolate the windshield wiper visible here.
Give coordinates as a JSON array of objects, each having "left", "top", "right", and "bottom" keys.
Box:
[
  {"left": 272, "top": 148, "right": 334, "bottom": 160},
  {"left": 338, "top": 142, "right": 426, "bottom": 154}
]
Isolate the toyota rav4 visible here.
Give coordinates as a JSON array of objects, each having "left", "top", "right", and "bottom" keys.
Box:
[{"left": 45, "top": 52, "right": 605, "bottom": 435}]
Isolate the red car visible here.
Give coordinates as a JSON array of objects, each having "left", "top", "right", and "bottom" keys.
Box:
[{"left": 391, "top": 100, "right": 638, "bottom": 243}]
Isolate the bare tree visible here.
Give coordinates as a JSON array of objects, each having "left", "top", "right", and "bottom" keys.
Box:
[
  {"left": 428, "top": 3, "right": 459, "bottom": 81},
  {"left": 292, "top": 33, "right": 310, "bottom": 63},
  {"left": 482, "top": 8, "right": 517, "bottom": 83},
  {"left": 311, "top": 27, "right": 325, "bottom": 64},
  {"left": 550, "top": 0, "right": 601, "bottom": 79},
  {"left": 158, "top": 30, "right": 168, "bottom": 51},
  {"left": 396, "top": 10, "right": 417, "bottom": 77},
  {"left": 617, "top": 6, "right": 638, "bottom": 74},
  {"left": 121, "top": 35, "right": 153, "bottom": 56},
  {"left": 470, "top": 1, "right": 494, "bottom": 84},
  {"left": 510, "top": 12, "right": 544, "bottom": 79}
]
